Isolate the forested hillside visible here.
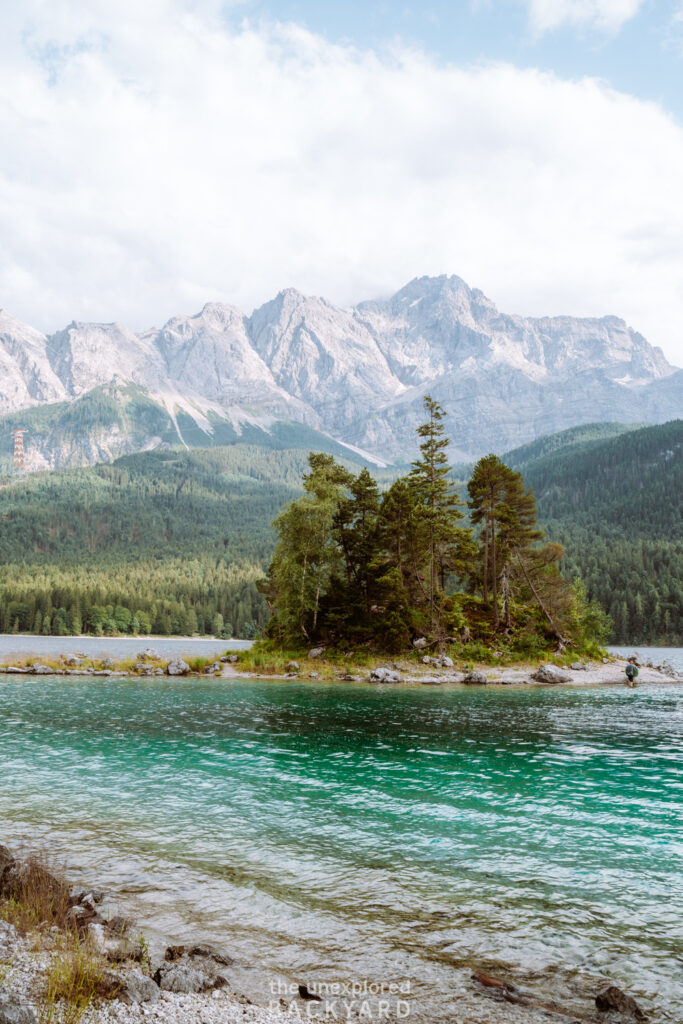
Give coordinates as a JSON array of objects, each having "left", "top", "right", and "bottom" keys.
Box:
[
  {"left": 0, "top": 422, "right": 679, "bottom": 642},
  {"left": 510, "top": 420, "right": 682, "bottom": 644},
  {"left": 0, "top": 447, "right": 310, "bottom": 638}
]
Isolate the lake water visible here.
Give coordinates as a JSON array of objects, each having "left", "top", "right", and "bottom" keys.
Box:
[
  {"left": 1, "top": 677, "right": 681, "bottom": 1021},
  {"left": 0, "top": 634, "right": 252, "bottom": 660},
  {"left": 608, "top": 646, "right": 682, "bottom": 672}
]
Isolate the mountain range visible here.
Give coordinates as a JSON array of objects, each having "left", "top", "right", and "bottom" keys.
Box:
[{"left": 0, "top": 275, "right": 680, "bottom": 470}]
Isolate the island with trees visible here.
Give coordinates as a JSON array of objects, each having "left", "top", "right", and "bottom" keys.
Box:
[{"left": 260, "top": 397, "right": 610, "bottom": 664}]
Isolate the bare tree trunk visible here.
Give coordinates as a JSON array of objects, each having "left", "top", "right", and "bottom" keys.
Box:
[
  {"left": 312, "top": 585, "right": 320, "bottom": 632},
  {"left": 502, "top": 563, "right": 511, "bottom": 628},
  {"left": 492, "top": 517, "right": 499, "bottom": 629},
  {"left": 515, "top": 552, "right": 564, "bottom": 642},
  {"left": 482, "top": 519, "right": 489, "bottom": 606},
  {"left": 300, "top": 552, "right": 309, "bottom": 638}
]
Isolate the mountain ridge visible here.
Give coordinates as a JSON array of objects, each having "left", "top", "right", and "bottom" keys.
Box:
[{"left": 0, "top": 275, "right": 679, "bottom": 469}]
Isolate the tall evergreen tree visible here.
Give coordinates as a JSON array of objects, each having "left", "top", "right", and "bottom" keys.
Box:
[{"left": 409, "top": 396, "right": 468, "bottom": 630}]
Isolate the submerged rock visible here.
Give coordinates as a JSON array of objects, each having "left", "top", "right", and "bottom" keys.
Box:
[
  {"left": 595, "top": 985, "right": 647, "bottom": 1020},
  {"left": 531, "top": 664, "right": 572, "bottom": 684}
]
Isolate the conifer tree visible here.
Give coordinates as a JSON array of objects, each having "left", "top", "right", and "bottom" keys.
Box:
[{"left": 409, "top": 396, "right": 467, "bottom": 629}]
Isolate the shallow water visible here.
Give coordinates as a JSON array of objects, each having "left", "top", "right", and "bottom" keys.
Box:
[{"left": 1, "top": 677, "right": 681, "bottom": 1020}]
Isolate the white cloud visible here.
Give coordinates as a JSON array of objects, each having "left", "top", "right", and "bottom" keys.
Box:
[
  {"left": 525, "top": 0, "right": 644, "bottom": 34},
  {"left": 0, "top": 0, "right": 682, "bottom": 366}
]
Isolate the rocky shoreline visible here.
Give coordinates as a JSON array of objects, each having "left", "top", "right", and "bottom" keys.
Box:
[
  {"left": 232, "top": 652, "right": 680, "bottom": 688},
  {"left": 0, "top": 842, "right": 662, "bottom": 1024},
  {"left": 0, "top": 646, "right": 678, "bottom": 688}
]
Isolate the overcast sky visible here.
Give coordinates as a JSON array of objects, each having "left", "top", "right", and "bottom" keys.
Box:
[{"left": 1, "top": 0, "right": 682, "bottom": 364}]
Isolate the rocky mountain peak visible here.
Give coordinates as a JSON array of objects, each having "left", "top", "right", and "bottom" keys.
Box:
[{"left": 0, "top": 275, "right": 679, "bottom": 466}]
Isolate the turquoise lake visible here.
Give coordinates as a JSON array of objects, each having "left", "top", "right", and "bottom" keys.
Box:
[{"left": 1, "top": 677, "right": 681, "bottom": 1020}]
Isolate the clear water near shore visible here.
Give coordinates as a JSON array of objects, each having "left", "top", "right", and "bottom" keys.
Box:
[{"left": 1, "top": 676, "right": 681, "bottom": 1021}]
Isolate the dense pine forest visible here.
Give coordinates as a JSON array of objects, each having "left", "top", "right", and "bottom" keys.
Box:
[
  {"left": 0, "top": 447, "right": 306, "bottom": 638},
  {"left": 0, "top": 419, "right": 679, "bottom": 643},
  {"left": 509, "top": 420, "right": 682, "bottom": 645}
]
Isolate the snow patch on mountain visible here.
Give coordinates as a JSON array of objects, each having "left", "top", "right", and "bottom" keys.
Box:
[{"left": 0, "top": 276, "right": 679, "bottom": 467}]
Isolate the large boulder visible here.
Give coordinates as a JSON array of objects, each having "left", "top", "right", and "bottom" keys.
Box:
[
  {"left": 119, "top": 971, "right": 160, "bottom": 1005},
  {"left": 98, "top": 970, "right": 160, "bottom": 1004},
  {"left": 154, "top": 962, "right": 214, "bottom": 993},
  {"left": 166, "top": 658, "right": 190, "bottom": 676},
  {"left": 30, "top": 664, "right": 53, "bottom": 675},
  {"left": 370, "top": 667, "right": 402, "bottom": 684},
  {"left": 0, "top": 995, "right": 37, "bottom": 1024},
  {"left": 532, "top": 664, "right": 572, "bottom": 684},
  {"left": 412, "top": 638, "right": 428, "bottom": 650},
  {"left": 463, "top": 671, "right": 488, "bottom": 685},
  {"left": 308, "top": 647, "right": 325, "bottom": 659},
  {"left": 137, "top": 649, "right": 160, "bottom": 662}
]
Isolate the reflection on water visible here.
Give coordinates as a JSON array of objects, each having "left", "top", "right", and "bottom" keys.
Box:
[{"left": 1, "top": 677, "right": 682, "bottom": 1021}]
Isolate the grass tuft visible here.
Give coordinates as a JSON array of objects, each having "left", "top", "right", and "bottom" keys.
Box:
[
  {"left": 39, "top": 936, "right": 110, "bottom": 1024},
  {"left": 0, "top": 853, "right": 71, "bottom": 935}
]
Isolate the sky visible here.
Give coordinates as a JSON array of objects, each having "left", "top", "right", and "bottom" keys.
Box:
[{"left": 0, "top": 0, "right": 682, "bottom": 365}]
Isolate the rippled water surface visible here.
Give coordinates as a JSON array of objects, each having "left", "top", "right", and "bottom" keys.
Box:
[{"left": 1, "top": 677, "right": 682, "bottom": 1020}]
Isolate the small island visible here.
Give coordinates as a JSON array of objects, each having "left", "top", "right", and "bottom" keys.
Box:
[{"left": 256, "top": 396, "right": 610, "bottom": 669}]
